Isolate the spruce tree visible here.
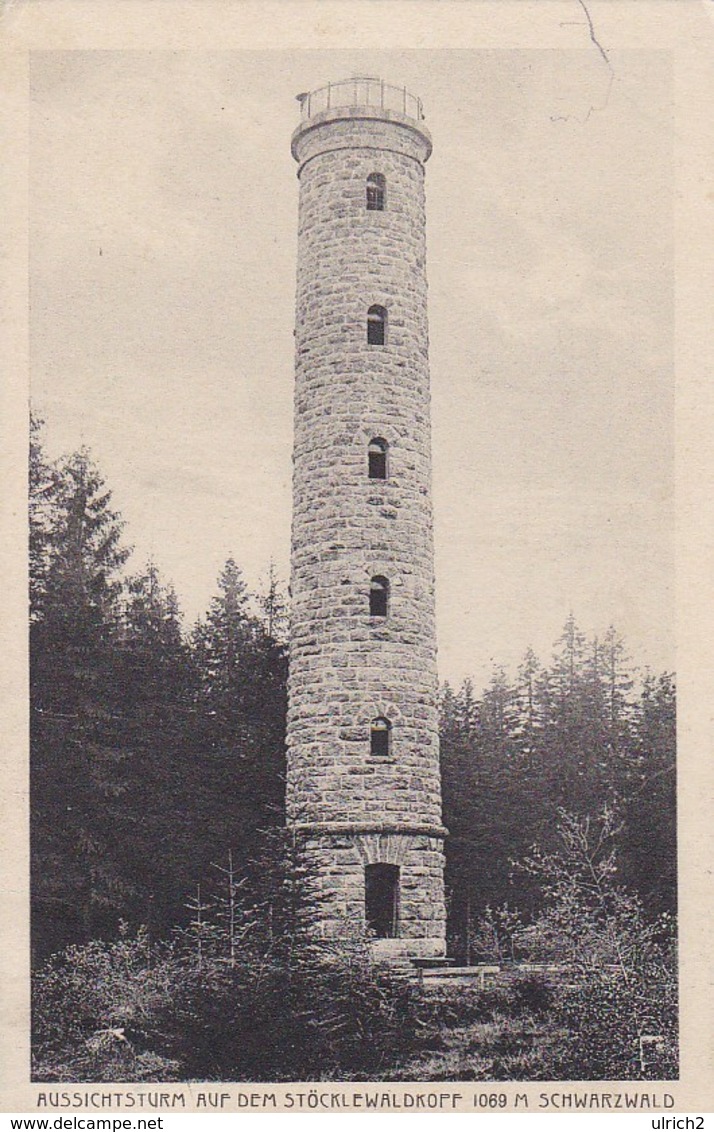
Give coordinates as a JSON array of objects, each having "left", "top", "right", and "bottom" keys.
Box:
[
  {"left": 188, "top": 559, "right": 287, "bottom": 905},
  {"left": 29, "top": 412, "right": 57, "bottom": 622},
  {"left": 112, "top": 561, "right": 202, "bottom": 936}
]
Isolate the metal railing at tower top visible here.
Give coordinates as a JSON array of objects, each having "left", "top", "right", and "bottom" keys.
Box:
[{"left": 296, "top": 78, "right": 424, "bottom": 122}]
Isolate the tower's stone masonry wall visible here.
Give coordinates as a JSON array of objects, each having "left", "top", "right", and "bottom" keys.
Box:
[{"left": 287, "top": 106, "right": 445, "bottom": 954}]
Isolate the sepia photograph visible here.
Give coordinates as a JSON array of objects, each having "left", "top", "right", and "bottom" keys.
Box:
[{"left": 24, "top": 43, "right": 681, "bottom": 1088}]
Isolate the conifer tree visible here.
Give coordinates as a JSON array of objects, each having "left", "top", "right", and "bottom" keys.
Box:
[
  {"left": 112, "top": 561, "right": 202, "bottom": 936},
  {"left": 258, "top": 560, "right": 289, "bottom": 645},
  {"left": 193, "top": 558, "right": 259, "bottom": 752},
  {"left": 188, "top": 559, "right": 287, "bottom": 905},
  {"left": 41, "top": 448, "right": 130, "bottom": 637},
  {"left": 515, "top": 647, "right": 542, "bottom": 765},
  {"left": 29, "top": 412, "right": 58, "bottom": 622}
]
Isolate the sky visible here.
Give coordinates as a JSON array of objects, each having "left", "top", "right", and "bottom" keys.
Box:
[{"left": 29, "top": 48, "right": 673, "bottom": 689}]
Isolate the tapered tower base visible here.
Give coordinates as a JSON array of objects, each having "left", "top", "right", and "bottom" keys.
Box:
[{"left": 297, "top": 822, "right": 447, "bottom": 959}]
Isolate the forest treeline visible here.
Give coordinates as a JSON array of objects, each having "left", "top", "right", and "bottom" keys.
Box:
[
  {"left": 441, "top": 629, "right": 676, "bottom": 957},
  {"left": 30, "top": 416, "right": 287, "bottom": 958},
  {"left": 30, "top": 416, "right": 676, "bottom": 963}
]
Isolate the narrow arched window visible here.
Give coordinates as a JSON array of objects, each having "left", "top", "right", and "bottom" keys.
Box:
[
  {"left": 366, "top": 173, "right": 386, "bottom": 211},
  {"left": 370, "top": 576, "right": 389, "bottom": 618},
  {"left": 367, "top": 305, "right": 387, "bottom": 346},
  {"left": 370, "top": 717, "right": 392, "bottom": 758},
  {"left": 368, "top": 438, "right": 388, "bottom": 480}
]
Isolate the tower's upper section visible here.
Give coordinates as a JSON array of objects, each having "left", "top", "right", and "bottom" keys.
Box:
[{"left": 291, "top": 76, "right": 432, "bottom": 168}]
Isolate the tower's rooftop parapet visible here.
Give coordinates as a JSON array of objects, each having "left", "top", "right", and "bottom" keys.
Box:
[
  {"left": 292, "top": 76, "right": 432, "bottom": 164},
  {"left": 296, "top": 77, "right": 425, "bottom": 123}
]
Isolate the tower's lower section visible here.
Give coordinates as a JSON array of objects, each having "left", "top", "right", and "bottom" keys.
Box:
[{"left": 294, "top": 822, "right": 447, "bottom": 960}]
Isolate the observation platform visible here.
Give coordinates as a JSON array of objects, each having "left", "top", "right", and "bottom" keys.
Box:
[
  {"left": 291, "top": 76, "right": 432, "bottom": 163},
  {"left": 296, "top": 76, "right": 425, "bottom": 122}
]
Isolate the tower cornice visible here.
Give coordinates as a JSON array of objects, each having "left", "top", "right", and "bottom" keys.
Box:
[
  {"left": 293, "top": 821, "right": 448, "bottom": 839},
  {"left": 291, "top": 105, "right": 433, "bottom": 165}
]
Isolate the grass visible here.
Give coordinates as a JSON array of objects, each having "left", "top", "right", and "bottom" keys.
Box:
[
  {"left": 382, "top": 967, "right": 678, "bottom": 1082},
  {"left": 381, "top": 974, "right": 566, "bottom": 1081}
]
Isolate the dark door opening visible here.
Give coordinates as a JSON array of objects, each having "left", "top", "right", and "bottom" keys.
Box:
[{"left": 365, "top": 863, "right": 400, "bottom": 938}]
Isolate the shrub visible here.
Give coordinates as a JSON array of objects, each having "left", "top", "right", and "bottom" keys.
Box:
[
  {"left": 32, "top": 925, "right": 424, "bottom": 1081},
  {"left": 506, "top": 972, "right": 556, "bottom": 1017},
  {"left": 32, "top": 927, "right": 182, "bottom": 1081},
  {"left": 151, "top": 934, "right": 423, "bottom": 1080},
  {"left": 548, "top": 978, "right": 677, "bottom": 1080},
  {"left": 512, "top": 808, "right": 678, "bottom": 1079}
]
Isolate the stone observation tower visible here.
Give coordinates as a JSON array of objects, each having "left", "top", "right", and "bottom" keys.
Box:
[{"left": 286, "top": 77, "right": 446, "bottom": 959}]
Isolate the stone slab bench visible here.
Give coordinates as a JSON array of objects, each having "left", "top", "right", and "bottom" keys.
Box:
[{"left": 411, "top": 960, "right": 501, "bottom": 988}]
